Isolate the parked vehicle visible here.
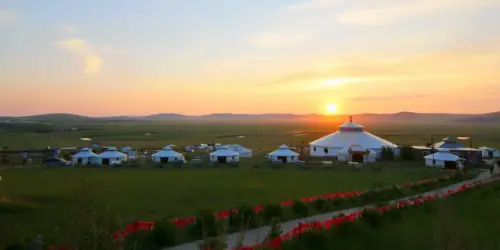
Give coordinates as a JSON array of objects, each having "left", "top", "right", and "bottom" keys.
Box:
[{"left": 44, "top": 158, "right": 71, "bottom": 167}]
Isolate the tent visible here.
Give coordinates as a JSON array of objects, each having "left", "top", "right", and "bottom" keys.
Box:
[
  {"left": 97, "top": 147, "right": 127, "bottom": 165},
  {"left": 479, "top": 147, "right": 500, "bottom": 159},
  {"left": 337, "top": 144, "right": 376, "bottom": 163},
  {"left": 151, "top": 146, "right": 185, "bottom": 164},
  {"left": 309, "top": 116, "right": 398, "bottom": 159},
  {"left": 225, "top": 144, "right": 252, "bottom": 158},
  {"left": 209, "top": 146, "right": 239, "bottom": 164},
  {"left": 121, "top": 146, "right": 133, "bottom": 153},
  {"left": 268, "top": 145, "right": 299, "bottom": 163},
  {"left": 72, "top": 147, "right": 98, "bottom": 165},
  {"left": 424, "top": 149, "right": 463, "bottom": 169}
]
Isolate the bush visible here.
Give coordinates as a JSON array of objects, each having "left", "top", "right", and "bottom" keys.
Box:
[
  {"left": 229, "top": 204, "right": 257, "bottom": 230},
  {"left": 292, "top": 200, "right": 309, "bottom": 218},
  {"left": 188, "top": 210, "right": 221, "bottom": 239},
  {"left": 332, "top": 198, "right": 345, "bottom": 208},
  {"left": 335, "top": 220, "right": 363, "bottom": 238},
  {"left": 296, "top": 229, "right": 329, "bottom": 249},
  {"left": 361, "top": 208, "right": 382, "bottom": 228},
  {"left": 262, "top": 203, "right": 283, "bottom": 222},
  {"left": 148, "top": 218, "right": 179, "bottom": 248},
  {"left": 198, "top": 236, "right": 227, "bottom": 250},
  {"left": 267, "top": 217, "right": 283, "bottom": 240},
  {"left": 312, "top": 198, "right": 328, "bottom": 212}
]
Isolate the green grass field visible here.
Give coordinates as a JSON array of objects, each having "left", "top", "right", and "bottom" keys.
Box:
[
  {"left": 0, "top": 165, "right": 448, "bottom": 247},
  {"left": 281, "top": 180, "right": 500, "bottom": 250}
]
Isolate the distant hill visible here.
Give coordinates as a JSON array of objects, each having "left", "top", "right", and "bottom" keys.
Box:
[
  {"left": 0, "top": 111, "right": 498, "bottom": 124},
  {"left": 454, "top": 112, "right": 500, "bottom": 123}
]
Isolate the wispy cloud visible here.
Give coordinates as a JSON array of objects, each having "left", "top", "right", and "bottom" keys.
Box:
[
  {"left": 338, "top": 0, "right": 500, "bottom": 26},
  {"left": 283, "top": 0, "right": 337, "bottom": 13},
  {"left": 57, "top": 38, "right": 103, "bottom": 74},
  {"left": 0, "top": 9, "right": 17, "bottom": 25},
  {"left": 351, "top": 94, "right": 430, "bottom": 101}
]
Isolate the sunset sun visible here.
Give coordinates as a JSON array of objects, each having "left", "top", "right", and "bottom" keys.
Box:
[{"left": 325, "top": 103, "right": 339, "bottom": 115}]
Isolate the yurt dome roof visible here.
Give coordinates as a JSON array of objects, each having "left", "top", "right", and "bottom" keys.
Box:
[
  {"left": 424, "top": 151, "right": 461, "bottom": 161},
  {"left": 73, "top": 148, "right": 98, "bottom": 158},
  {"left": 269, "top": 144, "right": 299, "bottom": 157},
  {"left": 210, "top": 147, "right": 239, "bottom": 157},
  {"left": 98, "top": 150, "right": 127, "bottom": 158},
  {"left": 152, "top": 146, "right": 183, "bottom": 158}
]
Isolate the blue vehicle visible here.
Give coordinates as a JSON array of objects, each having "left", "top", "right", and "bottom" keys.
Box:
[{"left": 44, "top": 158, "right": 71, "bottom": 167}]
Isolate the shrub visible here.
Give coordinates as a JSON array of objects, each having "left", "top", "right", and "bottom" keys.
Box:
[
  {"left": 332, "top": 198, "right": 345, "bottom": 208},
  {"left": 198, "top": 236, "right": 227, "bottom": 250},
  {"left": 148, "top": 218, "right": 179, "bottom": 248},
  {"left": 292, "top": 200, "right": 309, "bottom": 218},
  {"left": 267, "top": 217, "right": 283, "bottom": 240},
  {"left": 229, "top": 204, "right": 257, "bottom": 230},
  {"left": 361, "top": 208, "right": 382, "bottom": 228},
  {"left": 262, "top": 203, "right": 283, "bottom": 222},
  {"left": 335, "top": 220, "right": 363, "bottom": 238},
  {"left": 188, "top": 210, "right": 221, "bottom": 239},
  {"left": 296, "top": 229, "right": 329, "bottom": 249},
  {"left": 312, "top": 198, "right": 328, "bottom": 211}
]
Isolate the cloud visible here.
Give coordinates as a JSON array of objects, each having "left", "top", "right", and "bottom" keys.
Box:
[
  {"left": 0, "top": 9, "right": 16, "bottom": 25},
  {"left": 57, "top": 38, "right": 103, "bottom": 74},
  {"left": 283, "top": 0, "right": 337, "bottom": 13},
  {"left": 338, "top": 0, "right": 500, "bottom": 26},
  {"left": 60, "top": 23, "right": 76, "bottom": 33},
  {"left": 351, "top": 94, "right": 430, "bottom": 101}
]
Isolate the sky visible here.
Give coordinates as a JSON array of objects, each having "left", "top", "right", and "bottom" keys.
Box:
[{"left": 1, "top": 0, "right": 500, "bottom": 116}]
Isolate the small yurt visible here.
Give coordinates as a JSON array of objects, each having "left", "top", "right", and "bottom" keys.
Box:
[
  {"left": 121, "top": 146, "right": 133, "bottom": 153},
  {"left": 424, "top": 149, "right": 463, "bottom": 169},
  {"left": 97, "top": 147, "right": 127, "bottom": 165},
  {"left": 479, "top": 147, "right": 500, "bottom": 159},
  {"left": 151, "top": 146, "right": 185, "bottom": 164},
  {"left": 225, "top": 144, "right": 252, "bottom": 158},
  {"left": 209, "top": 146, "right": 239, "bottom": 164},
  {"left": 72, "top": 147, "right": 98, "bottom": 165},
  {"left": 268, "top": 145, "right": 299, "bottom": 163}
]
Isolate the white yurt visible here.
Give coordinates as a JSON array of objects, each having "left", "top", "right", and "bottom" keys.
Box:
[
  {"left": 479, "top": 147, "right": 500, "bottom": 159},
  {"left": 424, "top": 149, "right": 463, "bottom": 169},
  {"left": 97, "top": 147, "right": 128, "bottom": 165},
  {"left": 121, "top": 146, "right": 133, "bottom": 153},
  {"left": 72, "top": 147, "right": 98, "bottom": 165},
  {"left": 268, "top": 145, "right": 299, "bottom": 163},
  {"left": 309, "top": 116, "right": 398, "bottom": 159},
  {"left": 151, "top": 146, "right": 185, "bottom": 164},
  {"left": 337, "top": 144, "right": 377, "bottom": 163},
  {"left": 209, "top": 146, "right": 239, "bottom": 164},
  {"left": 225, "top": 144, "right": 252, "bottom": 158}
]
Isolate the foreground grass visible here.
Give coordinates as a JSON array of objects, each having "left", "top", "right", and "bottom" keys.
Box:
[
  {"left": 279, "top": 179, "right": 500, "bottom": 250},
  {"left": 0, "top": 166, "right": 447, "bottom": 247}
]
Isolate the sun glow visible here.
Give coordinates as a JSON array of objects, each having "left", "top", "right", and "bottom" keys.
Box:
[{"left": 325, "top": 103, "right": 339, "bottom": 115}]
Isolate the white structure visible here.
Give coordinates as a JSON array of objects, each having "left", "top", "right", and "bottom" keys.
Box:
[
  {"left": 337, "top": 144, "right": 377, "bottom": 163},
  {"left": 151, "top": 146, "right": 185, "bottom": 164},
  {"left": 479, "top": 147, "right": 500, "bottom": 158},
  {"left": 424, "top": 149, "right": 463, "bottom": 169},
  {"left": 225, "top": 144, "right": 252, "bottom": 158},
  {"left": 72, "top": 147, "right": 98, "bottom": 165},
  {"left": 97, "top": 147, "right": 128, "bottom": 165},
  {"left": 309, "top": 116, "right": 398, "bottom": 161},
  {"left": 268, "top": 145, "right": 299, "bottom": 163},
  {"left": 121, "top": 146, "right": 133, "bottom": 153},
  {"left": 209, "top": 146, "right": 240, "bottom": 164}
]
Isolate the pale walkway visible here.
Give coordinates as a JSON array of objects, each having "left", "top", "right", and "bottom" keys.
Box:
[{"left": 166, "top": 166, "right": 498, "bottom": 250}]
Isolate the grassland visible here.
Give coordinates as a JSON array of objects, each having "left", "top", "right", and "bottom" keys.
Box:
[
  {"left": 1, "top": 165, "right": 449, "bottom": 247},
  {"left": 280, "top": 179, "right": 500, "bottom": 250}
]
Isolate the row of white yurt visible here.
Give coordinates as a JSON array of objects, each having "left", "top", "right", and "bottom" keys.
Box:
[
  {"left": 72, "top": 147, "right": 127, "bottom": 165},
  {"left": 151, "top": 146, "right": 185, "bottom": 163}
]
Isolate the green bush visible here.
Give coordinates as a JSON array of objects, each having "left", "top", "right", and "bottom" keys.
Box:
[
  {"left": 332, "top": 198, "right": 345, "bottom": 208},
  {"left": 188, "top": 210, "right": 221, "bottom": 239},
  {"left": 147, "top": 218, "right": 178, "bottom": 248},
  {"left": 229, "top": 204, "right": 257, "bottom": 230},
  {"left": 295, "top": 229, "right": 329, "bottom": 249},
  {"left": 267, "top": 217, "right": 283, "bottom": 240},
  {"left": 312, "top": 198, "right": 328, "bottom": 211},
  {"left": 292, "top": 200, "right": 309, "bottom": 218},
  {"left": 361, "top": 208, "right": 382, "bottom": 228},
  {"left": 262, "top": 203, "right": 283, "bottom": 222}
]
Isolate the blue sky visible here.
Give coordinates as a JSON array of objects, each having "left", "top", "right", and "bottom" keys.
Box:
[{"left": 1, "top": 0, "right": 500, "bottom": 115}]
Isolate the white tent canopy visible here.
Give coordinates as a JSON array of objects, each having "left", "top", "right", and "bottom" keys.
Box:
[
  {"left": 309, "top": 117, "right": 398, "bottom": 160},
  {"left": 268, "top": 145, "right": 299, "bottom": 163},
  {"left": 424, "top": 149, "right": 463, "bottom": 168},
  {"left": 479, "top": 147, "right": 500, "bottom": 158},
  {"left": 121, "top": 146, "right": 133, "bottom": 153},
  {"left": 224, "top": 144, "right": 252, "bottom": 158},
  {"left": 151, "top": 146, "right": 185, "bottom": 164},
  {"left": 72, "top": 147, "right": 98, "bottom": 165},
  {"left": 97, "top": 147, "right": 127, "bottom": 165},
  {"left": 209, "top": 146, "right": 240, "bottom": 163}
]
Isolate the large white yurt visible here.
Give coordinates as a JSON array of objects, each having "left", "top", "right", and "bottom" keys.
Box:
[
  {"left": 151, "top": 146, "right": 185, "bottom": 164},
  {"left": 337, "top": 144, "right": 377, "bottom": 163},
  {"left": 424, "top": 149, "right": 463, "bottom": 169},
  {"left": 97, "top": 147, "right": 127, "bottom": 165},
  {"left": 209, "top": 146, "right": 239, "bottom": 164},
  {"left": 309, "top": 116, "right": 398, "bottom": 160},
  {"left": 72, "top": 147, "right": 98, "bottom": 165},
  {"left": 479, "top": 147, "right": 500, "bottom": 159},
  {"left": 268, "top": 145, "right": 300, "bottom": 163},
  {"left": 225, "top": 144, "right": 252, "bottom": 158}
]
